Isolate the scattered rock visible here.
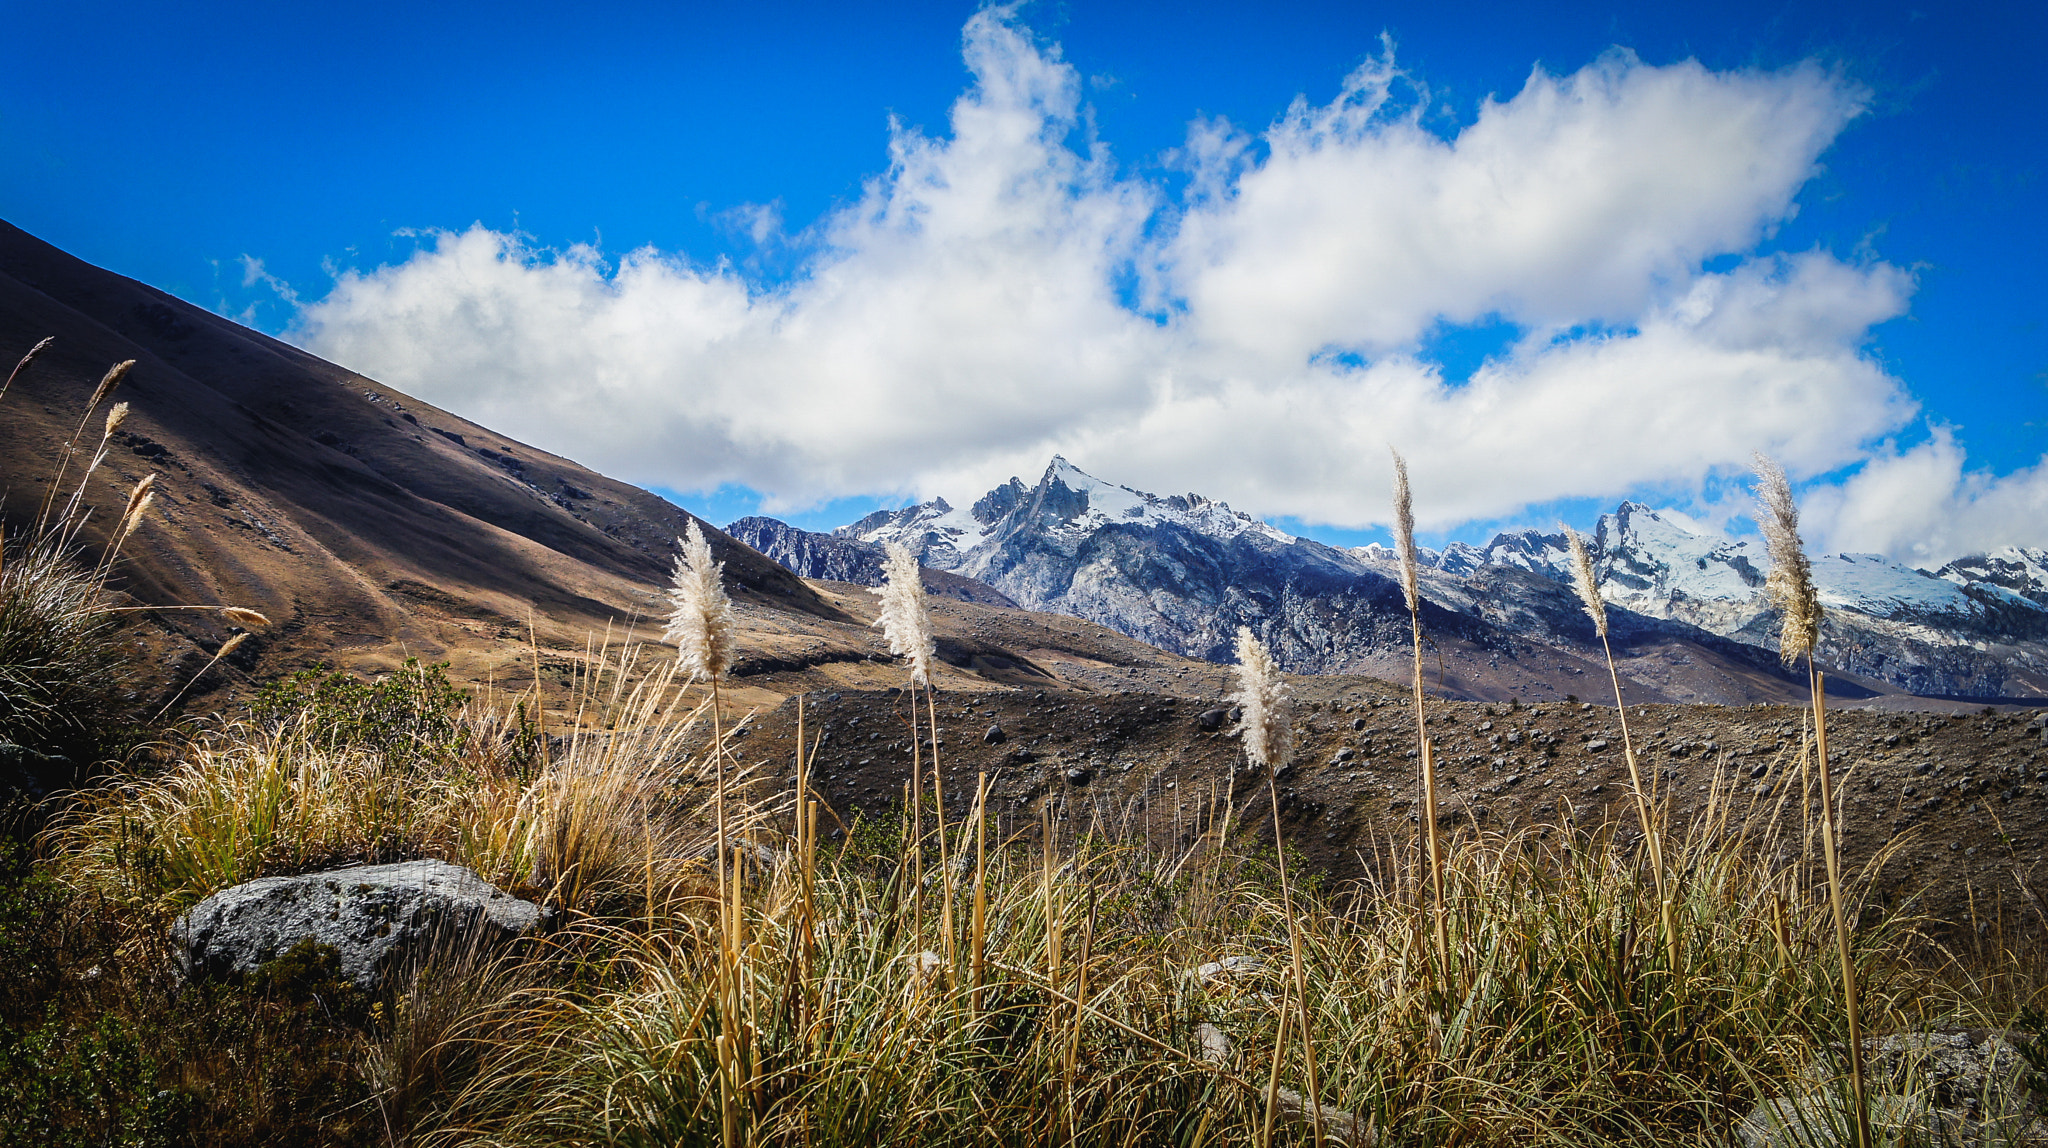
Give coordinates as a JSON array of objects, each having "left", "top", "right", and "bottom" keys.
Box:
[
  {"left": 1198, "top": 709, "right": 1228, "bottom": 732},
  {"left": 983, "top": 723, "right": 1006, "bottom": 745},
  {"left": 1192, "top": 954, "right": 1265, "bottom": 984},
  {"left": 1065, "top": 767, "right": 1093, "bottom": 786},
  {"left": 174, "top": 860, "right": 545, "bottom": 992}
]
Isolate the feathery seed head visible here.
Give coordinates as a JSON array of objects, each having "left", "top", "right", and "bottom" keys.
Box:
[
  {"left": 103, "top": 401, "right": 129, "bottom": 439},
  {"left": 215, "top": 632, "right": 249, "bottom": 659},
  {"left": 874, "top": 541, "right": 936, "bottom": 687},
  {"left": 664, "top": 520, "right": 735, "bottom": 681},
  {"left": 3, "top": 337, "right": 55, "bottom": 399},
  {"left": 87, "top": 360, "right": 133, "bottom": 413},
  {"left": 1563, "top": 523, "right": 1608, "bottom": 639},
  {"left": 1228, "top": 626, "right": 1292, "bottom": 770},
  {"left": 1391, "top": 448, "right": 1420, "bottom": 615},
  {"left": 115, "top": 474, "right": 157, "bottom": 542},
  {"left": 218, "top": 607, "right": 272, "bottom": 628},
  {"left": 1752, "top": 453, "right": 1821, "bottom": 665}
]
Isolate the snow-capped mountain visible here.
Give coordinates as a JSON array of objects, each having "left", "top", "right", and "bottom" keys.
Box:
[
  {"left": 1936, "top": 547, "right": 2048, "bottom": 608},
  {"left": 1358, "top": 502, "right": 2048, "bottom": 698},
  {"left": 735, "top": 460, "right": 2048, "bottom": 701}
]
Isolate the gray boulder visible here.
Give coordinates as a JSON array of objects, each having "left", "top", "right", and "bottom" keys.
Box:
[
  {"left": 1736, "top": 1030, "right": 2048, "bottom": 1147},
  {"left": 174, "top": 859, "right": 545, "bottom": 991}
]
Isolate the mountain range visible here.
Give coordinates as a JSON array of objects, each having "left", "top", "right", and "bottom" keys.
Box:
[{"left": 730, "top": 457, "right": 2048, "bottom": 704}]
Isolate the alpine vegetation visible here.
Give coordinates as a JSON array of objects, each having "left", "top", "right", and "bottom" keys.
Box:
[
  {"left": 1392, "top": 447, "right": 1449, "bottom": 980},
  {"left": 1754, "top": 451, "right": 1871, "bottom": 1148},
  {"left": 875, "top": 539, "right": 936, "bottom": 687},
  {"left": 1566, "top": 522, "right": 1673, "bottom": 966},
  {"left": 663, "top": 519, "right": 734, "bottom": 683},
  {"left": 1754, "top": 452, "right": 1823, "bottom": 665},
  {"left": 1227, "top": 625, "right": 1291, "bottom": 772}
]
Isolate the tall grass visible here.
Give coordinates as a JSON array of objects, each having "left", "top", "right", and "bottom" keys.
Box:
[
  {"left": 412, "top": 746, "right": 1937, "bottom": 1148},
  {"left": 47, "top": 647, "right": 738, "bottom": 919},
  {"left": 2, "top": 338, "right": 267, "bottom": 792},
  {"left": 1756, "top": 452, "right": 1872, "bottom": 1148},
  {"left": 29, "top": 615, "right": 2030, "bottom": 1146}
]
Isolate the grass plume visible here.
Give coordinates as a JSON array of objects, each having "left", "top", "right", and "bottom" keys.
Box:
[
  {"left": 875, "top": 540, "right": 936, "bottom": 688},
  {"left": 1391, "top": 447, "right": 1449, "bottom": 984},
  {"left": 1227, "top": 625, "right": 1290, "bottom": 773},
  {"left": 1754, "top": 451, "right": 1870, "bottom": 1148},
  {"left": 1565, "top": 522, "right": 1674, "bottom": 968}
]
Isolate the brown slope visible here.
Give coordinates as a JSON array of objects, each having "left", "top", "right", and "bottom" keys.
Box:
[
  {"left": 0, "top": 218, "right": 1209, "bottom": 715},
  {"left": 0, "top": 218, "right": 856, "bottom": 701}
]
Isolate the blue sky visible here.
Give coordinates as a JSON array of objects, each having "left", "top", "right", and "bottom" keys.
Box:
[{"left": 4, "top": 1, "right": 2043, "bottom": 560}]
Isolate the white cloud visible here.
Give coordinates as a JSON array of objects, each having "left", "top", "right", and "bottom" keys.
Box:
[
  {"left": 287, "top": 7, "right": 2020, "bottom": 558},
  {"left": 1802, "top": 430, "right": 2048, "bottom": 562}
]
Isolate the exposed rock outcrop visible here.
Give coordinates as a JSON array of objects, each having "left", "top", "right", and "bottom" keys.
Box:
[{"left": 174, "top": 859, "right": 545, "bottom": 991}]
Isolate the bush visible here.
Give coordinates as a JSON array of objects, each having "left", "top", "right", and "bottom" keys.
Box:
[
  {"left": 0, "top": 519, "right": 150, "bottom": 797},
  {"left": 249, "top": 659, "right": 470, "bottom": 767}
]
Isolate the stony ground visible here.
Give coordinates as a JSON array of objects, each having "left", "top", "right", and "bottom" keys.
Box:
[{"left": 726, "top": 682, "right": 2048, "bottom": 939}]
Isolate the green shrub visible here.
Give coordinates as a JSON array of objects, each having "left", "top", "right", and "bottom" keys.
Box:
[{"left": 249, "top": 658, "right": 469, "bottom": 766}]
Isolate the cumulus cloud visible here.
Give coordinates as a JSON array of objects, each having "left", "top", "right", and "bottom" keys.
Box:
[
  {"left": 1803, "top": 431, "right": 2048, "bottom": 562},
  {"left": 287, "top": 6, "right": 2016, "bottom": 555}
]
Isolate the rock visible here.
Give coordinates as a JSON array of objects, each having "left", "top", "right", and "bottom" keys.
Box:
[
  {"left": 1352, "top": 717, "right": 1368, "bottom": 731},
  {"left": 1736, "top": 1030, "right": 2044, "bottom": 1148},
  {"left": 1192, "top": 954, "right": 1265, "bottom": 984},
  {"left": 1198, "top": 709, "right": 1228, "bottom": 732},
  {"left": 1065, "top": 767, "right": 1093, "bottom": 785},
  {"left": 1735, "top": 1092, "right": 1937, "bottom": 1148},
  {"left": 174, "top": 860, "right": 544, "bottom": 991},
  {"left": 983, "top": 723, "right": 1006, "bottom": 745},
  {"left": 1586, "top": 739, "right": 1609, "bottom": 752}
]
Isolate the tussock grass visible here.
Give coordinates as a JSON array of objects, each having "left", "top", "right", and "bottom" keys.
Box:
[
  {"left": 47, "top": 648, "right": 744, "bottom": 919},
  {"left": 412, "top": 767, "right": 1947, "bottom": 1148}
]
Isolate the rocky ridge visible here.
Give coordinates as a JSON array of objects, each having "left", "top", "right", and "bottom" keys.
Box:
[{"left": 735, "top": 461, "right": 2047, "bottom": 703}]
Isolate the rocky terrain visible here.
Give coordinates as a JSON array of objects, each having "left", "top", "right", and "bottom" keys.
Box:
[
  {"left": 738, "top": 458, "right": 2048, "bottom": 705},
  {"left": 733, "top": 684, "right": 2048, "bottom": 939}
]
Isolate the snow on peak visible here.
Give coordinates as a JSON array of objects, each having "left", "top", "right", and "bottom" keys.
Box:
[
  {"left": 1034, "top": 457, "right": 1296, "bottom": 544},
  {"left": 1936, "top": 546, "right": 2048, "bottom": 606}
]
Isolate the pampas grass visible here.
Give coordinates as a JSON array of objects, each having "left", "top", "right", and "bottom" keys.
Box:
[
  {"left": 1754, "top": 452, "right": 1870, "bottom": 1148},
  {"left": 0, "top": 335, "right": 53, "bottom": 401},
  {"left": 874, "top": 540, "right": 935, "bottom": 687},
  {"left": 2, "top": 342, "right": 267, "bottom": 777},
  {"left": 1565, "top": 523, "right": 1674, "bottom": 967},
  {"left": 1227, "top": 625, "right": 1290, "bottom": 773},
  {"left": 663, "top": 519, "right": 734, "bottom": 683},
  {"left": 1754, "top": 453, "right": 1821, "bottom": 666},
  {"left": 1391, "top": 447, "right": 1449, "bottom": 982}
]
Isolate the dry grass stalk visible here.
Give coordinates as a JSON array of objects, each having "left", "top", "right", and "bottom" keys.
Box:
[
  {"left": 0, "top": 334, "right": 53, "bottom": 401},
  {"left": 663, "top": 520, "right": 741, "bottom": 1021},
  {"left": 1564, "top": 523, "right": 1674, "bottom": 968},
  {"left": 1754, "top": 452, "right": 1869, "bottom": 1148},
  {"left": 41, "top": 358, "right": 132, "bottom": 524},
  {"left": 1391, "top": 448, "right": 1449, "bottom": 983}
]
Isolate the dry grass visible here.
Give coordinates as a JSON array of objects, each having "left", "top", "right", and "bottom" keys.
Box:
[{"left": 45, "top": 644, "right": 751, "bottom": 921}]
